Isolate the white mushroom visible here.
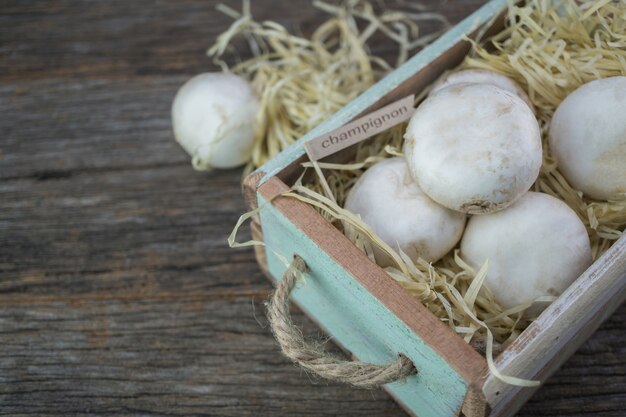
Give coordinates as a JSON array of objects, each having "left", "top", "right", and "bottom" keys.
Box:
[
  {"left": 172, "top": 72, "right": 260, "bottom": 170},
  {"left": 549, "top": 76, "right": 626, "bottom": 200},
  {"left": 344, "top": 157, "right": 466, "bottom": 266},
  {"left": 431, "top": 69, "right": 533, "bottom": 110},
  {"left": 404, "top": 83, "right": 542, "bottom": 214},
  {"left": 461, "top": 192, "right": 592, "bottom": 316}
]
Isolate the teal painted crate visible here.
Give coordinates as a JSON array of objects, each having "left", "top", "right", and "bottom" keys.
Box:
[{"left": 242, "top": 1, "right": 626, "bottom": 416}]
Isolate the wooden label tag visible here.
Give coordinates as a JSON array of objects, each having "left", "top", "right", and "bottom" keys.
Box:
[{"left": 304, "top": 94, "right": 415, "bottom": 161}]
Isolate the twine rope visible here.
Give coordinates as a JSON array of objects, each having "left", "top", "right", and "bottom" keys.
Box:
[{"left": 267, "top": 255, "right": 416, "bottom": 388}]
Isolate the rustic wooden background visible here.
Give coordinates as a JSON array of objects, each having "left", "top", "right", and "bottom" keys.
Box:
[{"left": 1, "top": 1, "right": 624, "bottom": 416}]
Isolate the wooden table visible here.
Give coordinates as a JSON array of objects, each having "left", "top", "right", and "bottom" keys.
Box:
[{"left": 1, "top": 1, "right": 624, "bottom": 415}]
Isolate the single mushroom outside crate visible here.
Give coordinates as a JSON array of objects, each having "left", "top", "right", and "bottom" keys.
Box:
[{"left": 172, "top": 73, "right": 260, "bottom": 170}]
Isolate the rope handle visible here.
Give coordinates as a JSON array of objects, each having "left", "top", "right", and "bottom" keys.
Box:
[{"left": 266, "top": 255, "right": 416, "bottom": 389}]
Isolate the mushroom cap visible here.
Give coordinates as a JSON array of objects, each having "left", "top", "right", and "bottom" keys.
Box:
[
  {"left": 344, "top": 157, "right": 466, "bottom": 266},
  {"left": 172, "top": 72, "right": 260, "bottom": 169},
  {"left": 549, "top": 76, "right": 626, "bottom": 200},
  {"left": 404, "top": 83, "right": 542, "bottom": 214},
  {"left": 431, "top": 69, "right": 533, "bottom": 111},
  {"left": 460, "top": 192, "right": 592, "bottom": 316}
]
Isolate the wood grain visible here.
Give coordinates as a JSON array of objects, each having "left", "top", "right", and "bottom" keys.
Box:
[{"left": 1, "top": 1, "right": 624, "bottom": 416}]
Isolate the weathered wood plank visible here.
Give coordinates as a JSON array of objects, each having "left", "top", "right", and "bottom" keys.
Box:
[
  {"left": 1, "top": 77, "right": 188, "bottom": 179},
  {"left": 0, "top": 0, "right": 468, "bottom": 82},
  {"left": 0, "top": 296, "right": 411, "bottom": 417}
]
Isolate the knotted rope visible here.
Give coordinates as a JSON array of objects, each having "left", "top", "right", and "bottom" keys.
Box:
[{"left": 267, "top": 255, "right": 416, "bottom": 388}]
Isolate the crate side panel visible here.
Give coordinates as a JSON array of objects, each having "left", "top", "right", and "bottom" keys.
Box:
[{"left": 258, "top": 196, "right": 469, "bottom": 417}]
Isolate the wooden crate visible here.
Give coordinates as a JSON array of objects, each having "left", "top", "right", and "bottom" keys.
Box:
[{"left": 242, "top": 1, "right": 626, "bottom": 416}]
